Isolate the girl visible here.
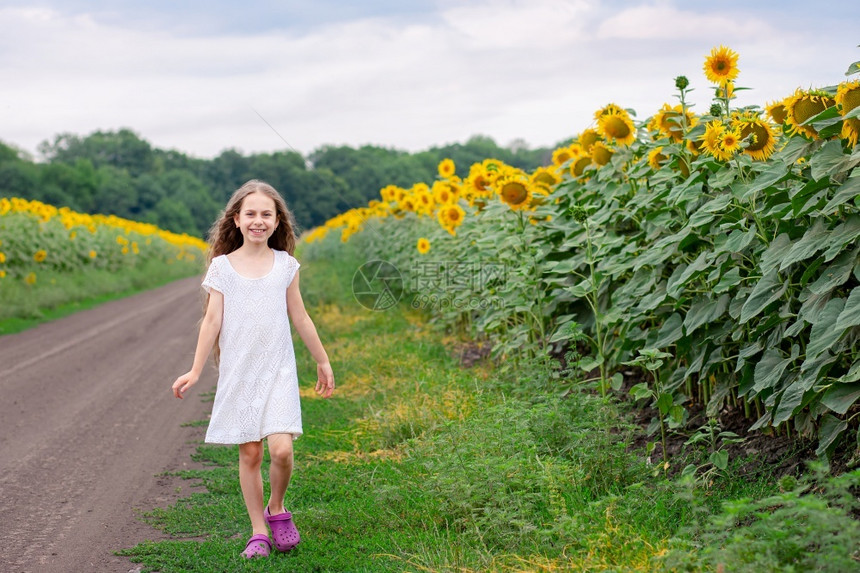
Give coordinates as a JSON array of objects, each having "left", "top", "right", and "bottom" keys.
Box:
[{"left": 172, "top": 179, "right": 335, "bottom": 559}]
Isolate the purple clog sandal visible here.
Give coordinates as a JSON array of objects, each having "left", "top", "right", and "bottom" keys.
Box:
[
  {"left": 265, "top": 506, "right": 301, "bottom": 551},
  {"left": 241, "top": 533, "right": 272, "bottom": 559}
]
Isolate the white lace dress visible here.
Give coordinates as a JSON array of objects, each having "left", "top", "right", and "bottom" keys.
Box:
[{"left": 201, "top": 249, "right": 303, "bottom": 444}]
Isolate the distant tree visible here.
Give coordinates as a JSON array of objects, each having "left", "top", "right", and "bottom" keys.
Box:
[
  {"left": 39, "top": 128, "right": 155, "bottom": 178},
  {"left": 40, "top": 161, "right": 98, "bottom": 212},
  {"left": 151, "top": 197, "right": 196, "bottom": 235},
  {"left": 93, "top": 165, "right": 138, "bottom": 219},
  {"left": 0, "top": 161, "right": 40, "bottom": 200},
  {"left": 156, "top": 170, "right": 220, "bottom": 236}
]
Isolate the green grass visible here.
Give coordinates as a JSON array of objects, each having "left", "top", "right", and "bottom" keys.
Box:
[
  {"left": 0, "top": 259, "right": 202, "bottom": 335},
  {"left": 119, "top": 246, "right": 860, "bottom": 572}
]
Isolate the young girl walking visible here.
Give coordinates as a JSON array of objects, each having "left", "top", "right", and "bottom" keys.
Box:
[{"left": 171, "top": 179, "right": 335, "bottom": 559}]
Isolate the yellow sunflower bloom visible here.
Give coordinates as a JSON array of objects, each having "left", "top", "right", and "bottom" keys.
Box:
[
  {"left": 416, "top": 237, "right": 431, "bottom": 254},
  {"left": 648, "top": 147, "right": 668, "bottom": 171},
  {"left": 530, "top": 166, "right": 561, "bottom": 190},
  {"left": 438, "top": 158, "right": 456, "bottom": 179},
  {"left": 568, "top": 156, "right": 590, "bottom": 178},
  {"left": 703, "top": 45, "right": 739, "bottom": 85},
  {"left": 0, "top": 252, "right": 5, "bottom": 263},
  {"left": 597, "top": 110, "right": 636, "bottom": 146},
  {"left": 33, "top": 249, "right": 47, "bottom": 263},
  {"left": 766, "top": 100, "right": 788, "bottom": 125},
  {"left": 700, "top": 120, "right": 732, "bottom": 161},
  {"left": 578, "top": 128, "right": 601, "bottom": 152},
  {"left": 437, "top": 204, "right": 465, "bottom": 234},
  {"left": 0, "top": 270, "right": 6, "bottom": 279},
  {"left": 836, "top": 80, "right": 860, "bottom": 147},
  {"left": 552, "top": 146, "right": 573, "bottom": 166},
  {"left": 590, "top": 142, "right": 614, "bottom": 166},
  {"left": 414, "top": 189, "right": 435, "bottom": 216},
  {"left": 594, "top": 103, "right": 626, "bottom": 121},
  {"left": 733, "top": 113, "right": 778, "bottom": 161},
  {"left": 431, "top": 180, "right": 456, "bottom": 205},
  {"left": 495, "top": 175, "right": 533, "bottom": 210},
  {"left": 718, "top": 127, "right": 743, "bottom": 156},
  {"left": 648, "top": 103, "right": 697, "bottom": 142},
  {"left": 784, "top": 89, "right": 836, "bottom": 140},
  {"left": 380, "top": 184, "right": 401, "bottom": 203},
  {"left": 464, "top": 164, "right": 493, "bottom": 200},
  {"left": 25, "top": 272, "right": 36, "bottom": 285}
]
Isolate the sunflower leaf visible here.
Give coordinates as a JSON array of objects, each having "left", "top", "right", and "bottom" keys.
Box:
[
  {"left": 800, "top": 104, "right": 840, "bottom": 126},
  {"left": 740, "top": 271, "right": 787, "bottom": 324}
]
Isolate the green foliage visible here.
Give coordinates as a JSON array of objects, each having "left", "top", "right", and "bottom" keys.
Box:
[
  {"left": 660, "top": 467, "right": 860, "bottom": 572},
  {"left": 339, "top": 97, "right": 860, "bottom": 457}
]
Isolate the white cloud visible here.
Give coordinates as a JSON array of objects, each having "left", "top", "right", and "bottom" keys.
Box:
[
  {"left": 0, "top": 1, "right": 857, "bottom": 159},
  {"left": 596, "top": 3, "right": 771, "bottom": 41}
]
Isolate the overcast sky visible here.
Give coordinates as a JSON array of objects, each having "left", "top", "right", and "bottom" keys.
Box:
[{"left": 1, "top": 0, "right": 858, "bottom": 160}]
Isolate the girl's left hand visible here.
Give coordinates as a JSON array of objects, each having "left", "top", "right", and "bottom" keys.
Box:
[{"left": 315, "top": 362, "right": 335, "bottom": 398}]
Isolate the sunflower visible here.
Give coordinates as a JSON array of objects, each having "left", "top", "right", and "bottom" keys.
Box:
[
  {"left": 594, "top": 103, "right": 626, "bottom": 121},
  {"left": 481, "top": 158, "right": 507, "bottom": 180},
  {"left": 571, "top": 156, "right": 592, "bottom": 178},
  {"left": 414, "top": 189, "right": 435, "bottom": 216},
  {"left": 438, "top": 158, "right": 456, "bottom": 178},
  {"left": 766, "top": 100, "right": 788, "bottom": 125},
  {"left": 530, "top": 166, "right": 561, "bottom": 192},
  {"left": 733, "top": 113, "right": 778, "bottom": 161},
  {"left": 552, "top": 146, "right": 573, "bottom": 166},
  {"left": 718, "top": 127, "right": 743, "bottom": 156},
  {"left": 416, "top": 237, "right": 431, "bottom": 255},
  {"left": 836, "top": 80, "right": 860, "bottom": 147},
  {"left": 648, "top": 147, "right": 667, "bottom": 171},
  {"left": 431, "top": 180, "right": 457, "bottom": 205},
  {"left": 597, "top": 110, "right": 636, "bottom": 146},
  {"left": 379, "top": 184, "right": 400, "bottom": 203},
  {"left": 398, "top": 194, "right": 417, "bottom": 213},
  {"left": 700, "top": 120, "right": 732, "bottom": 161},
  {"left": 578, "top": 128, "right": 601, "bottom": 152},
  {"left": 703, "top": 45, "right": 739, "bottom": 85},
  {"left": 437, "top": 204, "right": 465, "bottom": 234},
  {"left": 784, "top": 89, "right": 837, "bottom": 140},
  {"left": 715, "top": 80, "right": 735, "bottom": 100},
  {"left": 465, "top": 164, "right": 492, "bottom": 196},
  {"left": 648, "top": 103, "right": 697, "bottom": 142},
  {"left": 33, "top": 249, "right": 47, "bottom": 263},
  {"left": 495, "top": 174, "right": 533, "bottom": 210},
  {"left": 590, "top": 141, "right": 614, "bottom": 166}
]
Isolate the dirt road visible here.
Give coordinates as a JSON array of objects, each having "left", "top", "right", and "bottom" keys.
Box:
[{"left": 0, "top": 277, "right": 216, "bottom": 573}]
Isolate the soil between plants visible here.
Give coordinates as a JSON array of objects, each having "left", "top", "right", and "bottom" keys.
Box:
[{"left": 0, "top": 276, "right": 214, "bottom": 573}]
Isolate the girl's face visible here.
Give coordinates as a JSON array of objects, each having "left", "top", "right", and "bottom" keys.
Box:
[{"left": 234, "top": 192, "right": 279, "bottom": 246}]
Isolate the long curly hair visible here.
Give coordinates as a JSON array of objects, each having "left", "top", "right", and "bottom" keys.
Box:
[
  {"left": 204, "top": 180, "right": 298, "bottom": 365},
  {"left": 207, "top": 179, "right": 297, "bottom": 261}
]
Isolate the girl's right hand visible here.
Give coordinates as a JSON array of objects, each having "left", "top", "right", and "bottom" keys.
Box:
[{"left": 172, "top": 372, "right": 198, "bottom": 399}]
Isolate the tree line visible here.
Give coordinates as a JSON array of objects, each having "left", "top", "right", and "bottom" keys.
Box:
[{"left": 0, "top": 129, "right": 552, "bottom": 236}]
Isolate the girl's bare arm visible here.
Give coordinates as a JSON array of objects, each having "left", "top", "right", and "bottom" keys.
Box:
[
  {"left": 287, "top": 271, "right": 335, "bottom": 397},
  {"left": 172, "top": 290, "right": 224, "bottom": 399}
]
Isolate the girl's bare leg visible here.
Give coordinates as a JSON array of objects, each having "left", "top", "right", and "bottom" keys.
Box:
[
  {"left": 266, "top": 433, "right": 294, "bottom": 514},
  {"left": 238, "top": 441, "right": 268, "bottom": 535}
]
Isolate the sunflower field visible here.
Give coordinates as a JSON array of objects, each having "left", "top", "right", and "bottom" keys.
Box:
[
  {"left": 0, "top": 197, "right": 207, "bottom": 318},
  {"left": 304, "top": 46, "right": 860, "bottom": 458}
]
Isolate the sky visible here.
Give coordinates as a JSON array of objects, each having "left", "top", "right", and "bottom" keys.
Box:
[{"left": 1, "top": 0, "right": 858, "bottom": 160}]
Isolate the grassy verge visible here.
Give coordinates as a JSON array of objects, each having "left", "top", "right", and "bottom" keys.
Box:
[
  {"left": 120, "top": 247, "right": 860, "bottom": 572},
  {"left": 0, "top": 259, "right": 202, "bottom": 335}
]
